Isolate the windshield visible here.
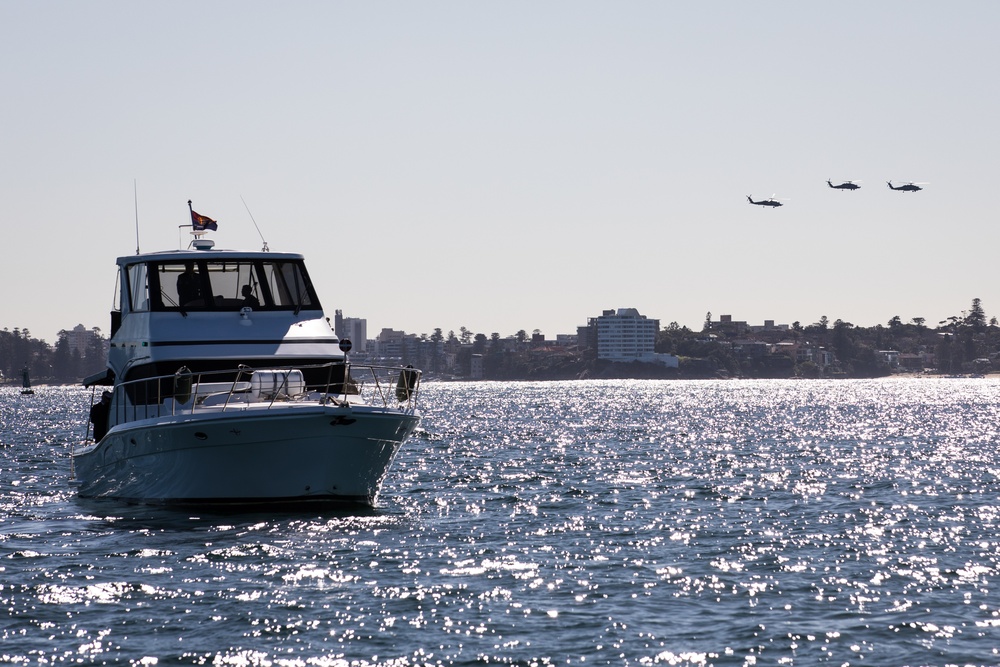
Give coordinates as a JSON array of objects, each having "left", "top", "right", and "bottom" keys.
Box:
[{"left": 132, "top": 259, "right": 321, "bottom": 312}]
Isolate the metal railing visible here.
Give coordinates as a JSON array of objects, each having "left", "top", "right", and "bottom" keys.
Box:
[{"left": 84, "top": 361, "right": 422, "bottom": 441}]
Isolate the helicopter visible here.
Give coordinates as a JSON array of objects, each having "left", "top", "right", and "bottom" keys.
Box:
[
  {"left": 827, "top": 179, "right": 860, "bottom": 190},
  {"left": 887, "top": 181, "right": 924, "bottom": 192},
  {"left": 747, "top": 195, "right": 783, "bottom": 208}
]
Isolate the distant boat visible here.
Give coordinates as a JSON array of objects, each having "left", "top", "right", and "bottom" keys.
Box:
[{"left": 21, "top": 368, "right": 34, "bottom": 395}]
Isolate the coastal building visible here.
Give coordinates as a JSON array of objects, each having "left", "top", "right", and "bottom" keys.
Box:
[
  {"left": 898, "top": 351, "right": 934, "bottom": 371},
  {"left": 333, "top": 311, "right": 368, "bottom": 353},
  {"left": 554, "top": 334, "right": 578, "bottom": 347},
  {"left": 708, "top": 314, "right": 749, "bottom": 335},
  {"left": 588, "top": 308, "right": 678, "bottom": 367},
  {"left": 749, "top": 319, "right": 790, "bottom": 334},
  {"left": 374, "top": 328, "right": 407, "bottom": 359},
  {"left": 709, "top": 315, "right": 790, "bottom": 337},
  {"left": 878, "top": 350, "right": 901, "bottom": 368},
  {"left": 773, "top": 341, "right": 833, "bottom": 367},
  {"left": 341, "top": 318, "right": 368, "bottom": 353},
  {"left": 470, "top": 354, "right": 484, "bottom": 380},
  {"left": 63, "top": 324, "right": 103, "bottom": 356}
]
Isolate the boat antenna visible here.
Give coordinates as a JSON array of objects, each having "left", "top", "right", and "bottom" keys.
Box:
[
  {"left": 240, "top": 195, "right": 269, "bottom": 252},
  {"left": 133, "top": 179, "right": 141, "bottom": 254}
]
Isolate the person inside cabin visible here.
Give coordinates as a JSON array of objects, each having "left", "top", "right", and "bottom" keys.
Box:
[
  {"left": 241, "top": 284, "right": 260, "bottom": 309},
  {"left": 176, "top": 262, "right": 200, "bottom": 306}
]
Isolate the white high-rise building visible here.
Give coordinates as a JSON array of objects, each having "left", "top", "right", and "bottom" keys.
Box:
[
  {"left": 590, "top": 308, "right": 677, "bottom": 367},
  {"left": 65, "top": 324, "right": 102, "bottom": 356}
]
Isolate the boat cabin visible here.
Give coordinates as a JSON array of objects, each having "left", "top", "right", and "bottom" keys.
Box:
[{"left": 92, "top": 246, "right": 349, "bottom": 402}]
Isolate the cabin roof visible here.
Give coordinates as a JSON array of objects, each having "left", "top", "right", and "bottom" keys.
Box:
[{"left": 118, "top": 248, "right": 304, "bottom": 266}]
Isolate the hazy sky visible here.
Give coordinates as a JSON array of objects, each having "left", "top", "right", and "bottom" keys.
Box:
[{"left": 3, "top": 2, "right": 998, "bottom": 344}]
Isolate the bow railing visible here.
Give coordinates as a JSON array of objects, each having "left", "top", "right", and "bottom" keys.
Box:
[{"left": 85, "top": 362, "right": 422, "bottom": 442}]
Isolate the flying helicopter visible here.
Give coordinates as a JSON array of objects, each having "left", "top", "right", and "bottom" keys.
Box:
[
  {"left": 887, "top": 181, "right": 925, "bottom": 192},
  {"left": 747, "top": 195, "right": 784, "bottom": 208},
  {"left": 827, "top": 179, "right": 860, "bottom": 190}
]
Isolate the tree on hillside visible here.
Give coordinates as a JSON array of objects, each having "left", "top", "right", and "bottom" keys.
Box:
[
  {"left": 850, "top": 345, "right": 891, "bottom": 378},
  {"left": 473, "top": 333, "right": 488, "bottom": 355},
  {"left": 445, "top": 331, "right": 460, "bottom": 359},
  {"left": 871, "top": 324, "right": 886, "bottom": 350},
  {"left": 53, "top": 332, "right": 73, "bottom": 381},
  {"left": 1, "top": 328, "right": 48, "bottom": 380},
  {"left": 486, "top": 333, "right": 504, "bottom": 378},
  {"left": 429, "top": 329, "right": 444, "bottom": 372},
  {"left": 936, "top": 334, "right": 954, "bottom": 373},
  {"left": 967, "top": 298, "right": 987, "bottom": 332},
  {"left": 961, "top": 328, "right": 977, "bottom": 364},
  {"left": 832, "top": 320, "right": 855, "bottom": 364},
  {"left": 656, "top": 322, "right": 692, "bottom": 355}
]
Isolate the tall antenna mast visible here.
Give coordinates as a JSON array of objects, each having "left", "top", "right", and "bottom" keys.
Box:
[
  {"left": 240, "top": 195, "right": 269, "bottom": 252},
  {"left": 133, "top": 179, "right": 141, "bottom": 254}
]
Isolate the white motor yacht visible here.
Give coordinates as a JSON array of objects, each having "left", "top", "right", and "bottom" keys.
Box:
[{"left": 72, "top": 225, "right": 421, "bottom": 507}]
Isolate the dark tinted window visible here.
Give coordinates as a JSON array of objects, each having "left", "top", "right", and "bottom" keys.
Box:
[{"left": 147, "top": 259, "right": 320, "bottom": 311}]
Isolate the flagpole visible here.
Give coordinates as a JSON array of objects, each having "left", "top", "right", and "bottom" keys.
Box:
[{"left": 186, "top": 199, "right": 199, "bottom": 245}]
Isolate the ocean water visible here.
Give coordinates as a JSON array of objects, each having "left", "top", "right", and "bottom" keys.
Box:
[{"left": 2, "top": 378, "right": 1000, "bottom": 666}]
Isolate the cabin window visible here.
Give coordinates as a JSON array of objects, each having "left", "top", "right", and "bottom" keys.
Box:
[
  {"left": 147, "top": 259, "right": 320, "bottom": 312},
  {"left": 113, "top": 270, "right": 123, "bottom": 314},
  {"left": 264, "top": 261, "right": 316, "bottom": 309},
  {"left": 127, "top": 264, "right": 150, "bottom": 312}
]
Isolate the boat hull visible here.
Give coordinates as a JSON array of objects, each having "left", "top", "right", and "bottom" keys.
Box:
[{"left": 72, "top": 405, "right": 418, "bottom": 507}]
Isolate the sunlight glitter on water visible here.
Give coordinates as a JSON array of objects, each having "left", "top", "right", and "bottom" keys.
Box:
[{"left": 3, "top": 379, "right": 1000, "bottom": 664}]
